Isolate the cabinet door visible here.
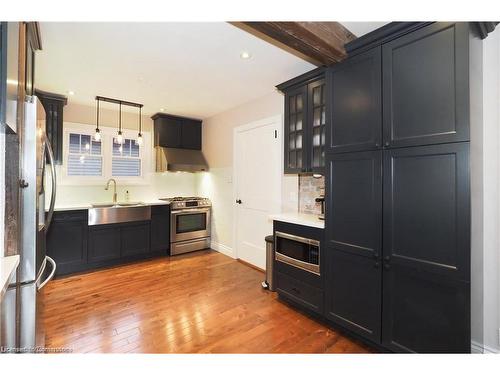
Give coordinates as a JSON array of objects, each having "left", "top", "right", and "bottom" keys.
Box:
[
  {"left": 382, "top": 143, "right": 470, "bottom": 352},
  {"left": 307, "top": 79, "right": 326, "bottom": 173},
  {"left": 328, "top": 47, "right": 382, "bottom": 153},
  {"left": 88, "top": 226, "right": 121, "bottom": 263},
  {"left": 46, "top": 220, "right": 87, "bottom": 275},
  {"left": 284, "top": 85, "right": 307, "bottom": 173},
  {"left": 324, "top": 151, "right": 382, "bottom": 342},
  {"left": 156, "top": 117, "right": 182, "bottom": 148},
  {"left": 151, "top": 210, "right": 170, "bottom": 253},
  {"left": 181, "top": 119, "right": 202, "bottom": 150},
  {"left": 382, "top": 22, "right": 469, "bottom": 147},
  {"left": 121, "top": 222, "right": 150, "bottom": 257}
]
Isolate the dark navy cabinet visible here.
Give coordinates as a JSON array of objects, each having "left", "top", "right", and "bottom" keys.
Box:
[
  {"left": 382, "top": 23, "right": 471, "bottom": 148},
  {"left": 47, "top": 210, "right": 88, "bottom": 275},
  {"left": 328, "top": 47, "right": 382, "bottom": 153},
  {"left": 320, "top": 22, "right": 479, "bottom": 353},
  {"left": 150, "top": 205, "right": 171, "bottom": 253},
  {"left": 88, "top": 225, "right": 121, "bottom": 263},
  {"left": 324, "top": 151, "right": 382, "bottom": 342},
  {"left": 278, "top": 69, "right": 327, "bottom": 174}
]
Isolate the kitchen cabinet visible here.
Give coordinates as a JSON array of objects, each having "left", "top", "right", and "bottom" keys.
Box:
[
  {"left": 152, "top": 113, "right": 202, "bottom": 150},
  {"left": 150, "top": 205, "right": 170, "bottom": 253},
  {"left": 324, "top": 151, "right": 382, "bottom": 342},
  {"left": 46, "top": 210, "right": 88, "bottom": 276},
  {"left": 121, "top": 222, "right": 150, "bottom": 257},
  {"left": 277, "top": 68, "right": 326, "bottom": 174},
  {"left": 273, "top": 220, "right": 324, "bottom": 315},
  {"left": 328, "top": 47, "right": 382, "bottom": 153},
  {"left": 35, "top": 90, "right": 67, "bottom": 165},
  {"left": 381, "top": 143, "right": 470, "bottom": 353},
  {"left": 88, "top": 225, "right": 121, "bottom": 263},
  {"left": 382, "top": 23, "right": 470, "bottom": 148}
]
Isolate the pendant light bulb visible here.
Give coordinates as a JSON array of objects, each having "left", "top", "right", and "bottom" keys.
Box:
[
  {"left": 137, "top": 133, "right": 143, "bottom": 146},
  {"left": 94, "top": 128, "right": 101, "bottom": 141},
  {"left": 117, "top": 131, "right": 123, "bottom": 144}
]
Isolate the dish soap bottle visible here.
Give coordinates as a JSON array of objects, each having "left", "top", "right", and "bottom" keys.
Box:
[{"left": 125, "top": 190, "right": 130, "bottom": 203}]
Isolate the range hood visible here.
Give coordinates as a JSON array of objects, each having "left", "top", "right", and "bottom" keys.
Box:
[{"left": 155, "top": 146, "right": 209, "bottom": 173}]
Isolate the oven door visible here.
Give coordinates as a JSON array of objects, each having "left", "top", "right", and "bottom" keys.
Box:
[
  {"left": 171, "top": 208, "right": 211, "bottom": 243},
  {"left": 275, "top": 231, "right": 320, "bottom": 275}
]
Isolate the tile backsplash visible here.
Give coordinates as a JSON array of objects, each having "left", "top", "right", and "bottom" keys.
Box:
[{"left": 298, "top": 175, "right": 325, "bottom": 214}]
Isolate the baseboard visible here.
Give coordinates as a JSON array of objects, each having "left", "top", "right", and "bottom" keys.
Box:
[
  {"left": 471, "top": 340, "right": 500, "bottom": 354},
  {"left": 210, "top": 241, "right": 235, "bottom": 258}
]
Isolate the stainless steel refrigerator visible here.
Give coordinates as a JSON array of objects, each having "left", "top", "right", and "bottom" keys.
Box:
[{"left": 0, "top": 96, "right": 57, "bottom": 350}]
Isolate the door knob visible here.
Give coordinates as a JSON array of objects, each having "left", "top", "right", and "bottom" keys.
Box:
[{"left": 236, "top": 199, "right": 242, "bottom": 204}]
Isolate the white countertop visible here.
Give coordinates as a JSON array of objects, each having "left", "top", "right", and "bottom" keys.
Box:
[
  {"left": 0, "top": 255, "right": 20, "bottom": 302},
  {"left": 52, "top": 200, "right": 170, "bottom": 211},
  {"left": 269, "top": 212, "right": 325, "bottom": 229}
]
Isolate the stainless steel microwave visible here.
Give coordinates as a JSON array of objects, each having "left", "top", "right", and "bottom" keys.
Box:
[{"left": 274, "top": 231, "right": 320, "bottom": 275}]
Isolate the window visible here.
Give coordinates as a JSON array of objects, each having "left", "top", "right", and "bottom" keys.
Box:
[
  {"left": 112, "top": 138, "right": 141, "bottom": 177},
  {"left": 62, "top": 123, "right": 151, "bottom": 185},
  {"left": 67, "top": 133, "right": 102, "bottom": 176}
]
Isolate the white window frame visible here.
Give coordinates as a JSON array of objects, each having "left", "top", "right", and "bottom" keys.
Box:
[{"left": 60, "top": 122, "right": 152, "bottom": 186}]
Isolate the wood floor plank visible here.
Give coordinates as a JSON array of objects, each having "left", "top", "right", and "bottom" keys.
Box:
[{"left": 40, "top": 250, "right": 374, "bottom": 353}]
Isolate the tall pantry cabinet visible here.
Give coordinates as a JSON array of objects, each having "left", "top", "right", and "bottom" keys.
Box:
[{"left": 324, "top": 22, "right": 482, "bottom": 353}]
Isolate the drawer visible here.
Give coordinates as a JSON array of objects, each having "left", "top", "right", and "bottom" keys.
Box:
[{"left": 276, "top": 271, "right": 323, "bottom": 314}]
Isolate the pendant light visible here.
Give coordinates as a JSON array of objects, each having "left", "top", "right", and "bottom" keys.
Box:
[
  {"left": 116, "top": 102, "right": 123, "bottom": 144},
  {"left": 94, "top": 98, "right": 101, "bottom": 141},
  {"left": 136, "top": 106, "right": 143, "bottom": 146}
]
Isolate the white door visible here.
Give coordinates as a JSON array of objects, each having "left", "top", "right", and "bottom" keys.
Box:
[{"left": 234, "top": 115, "right": 281, "bottom": 269}]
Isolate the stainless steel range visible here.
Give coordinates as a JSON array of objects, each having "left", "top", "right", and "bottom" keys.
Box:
[{"left": 159, "top": 197, "right": 211, "bottom": 255}]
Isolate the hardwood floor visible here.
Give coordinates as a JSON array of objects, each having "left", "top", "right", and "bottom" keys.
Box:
[{"left": 40, "top": 250, "right": 374, "bottom": 353}]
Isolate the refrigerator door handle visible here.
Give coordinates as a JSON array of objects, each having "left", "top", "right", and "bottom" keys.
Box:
[
  {"left": 37, "top": 256, "right": 56, "bottom": 291},
  {"left": 43, "top": 134, "right": 57, "bottom": 232}
]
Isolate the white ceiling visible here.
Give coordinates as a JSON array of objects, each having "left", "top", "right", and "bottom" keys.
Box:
[
  {"left": 35, "top": 22, "right": 386, "bottom": 119},
  {"left": 341, "top": 22, "right": 388, "bottom": 37},
  {"left": 36, "top": 22, "right": 316, "bottom": 119}
]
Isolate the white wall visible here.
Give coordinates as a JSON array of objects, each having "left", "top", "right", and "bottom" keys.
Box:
[
  {"left": 479, "top": 27, "right": 500, "bottom": 353},
  {"left": 198, "top": 91, "right": 299, "bottom": 256}
]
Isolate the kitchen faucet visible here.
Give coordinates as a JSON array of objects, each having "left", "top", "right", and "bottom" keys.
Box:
[{"left": 105, "top": 178, "right": 117, "bottom": 204}]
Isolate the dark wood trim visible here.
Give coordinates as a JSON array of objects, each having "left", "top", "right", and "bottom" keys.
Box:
[
  {"left": 345, "top": 22, "right": 432, "bottom": 56},
  {"left": 276, "top": 67, "right": 325, "bottom": 92},
  {"left": 236, "top": 22, "right": 355, "bottom": 66}
]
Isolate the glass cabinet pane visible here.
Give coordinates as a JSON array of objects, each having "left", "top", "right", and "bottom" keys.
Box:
[{"left": 297, "top": 96, "right": 303, "bottom": 112}]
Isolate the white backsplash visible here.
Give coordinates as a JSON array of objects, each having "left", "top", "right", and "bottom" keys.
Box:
[
  {"left": 298, "top": 175, "right": 325, "bottom": 215},
  {"left": 51, "top": 171, "right": 199, "bottom": 208}
]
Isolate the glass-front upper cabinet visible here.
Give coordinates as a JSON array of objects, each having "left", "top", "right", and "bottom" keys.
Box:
[
  {"left": 284, "top": 86, "right": 307, "bottom": 173},
  {"left": 279, "top": 69, "right": 326, "bottom": 175},
  {"left": 308, "top": 79, "right": 326, "bottom": 173}
]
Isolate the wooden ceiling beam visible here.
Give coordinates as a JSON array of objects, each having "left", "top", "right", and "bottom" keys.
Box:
[{"left": 234, "top": 22, "right": 356, "bottom": 66}]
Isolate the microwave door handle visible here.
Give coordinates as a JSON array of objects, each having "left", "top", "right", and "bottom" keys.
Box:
[{"left": 44, "top": 134, "right": 57, "bottom": 232}]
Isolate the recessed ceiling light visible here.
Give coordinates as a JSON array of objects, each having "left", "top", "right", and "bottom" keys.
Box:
[
  {"left": 240, "top": 51, "right": 251, "bottom": 60},
  {"left": 160, "top": 108, "right": 165, "bottom": 112},
  {"left": 67, "top": 90, "right": 75, "bottom": 96}
]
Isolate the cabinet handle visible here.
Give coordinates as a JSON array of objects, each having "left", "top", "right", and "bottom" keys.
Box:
[
  {"left": 374, "top": 262, "right": 380, "bottom": 269},
  {"left": 384, "top": 256, "right": 391, "bottom": 262},
  {"left": 375, "top": 143, "right": 380, "bottom": 148},
  {"left": 384, "top": 263, "right": 391, "bottom": 270},
  {"left": 384, "top": 141, "right": 390, "bottom": 147},
  {"left": 373, "top": 252, "right": 379, "bottom": 259}
]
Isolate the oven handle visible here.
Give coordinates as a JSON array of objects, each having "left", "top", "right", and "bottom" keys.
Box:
[{"left": 171, "top": 209, "right": 210, "bottom": 215}]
